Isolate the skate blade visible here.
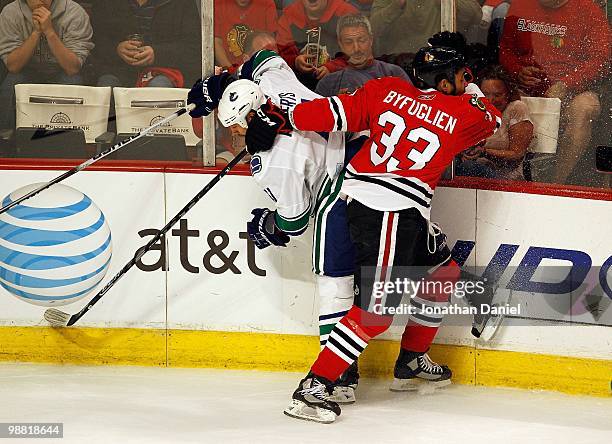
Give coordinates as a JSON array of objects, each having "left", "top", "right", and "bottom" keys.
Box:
[
  {"left": 479, "top": 311, "right": 504, "bottom": 342},
  {"left": 477, "top": 291, "right": 513, "bottom": 341},
  {"left": 327, "top": 386, "right": 356, "bottom": 404},
  {"left": 389, "top": 377, "right": 452, "bottom": 392},
  {"left": 283, "top": 399, "right": 338, "bottom": 424}
]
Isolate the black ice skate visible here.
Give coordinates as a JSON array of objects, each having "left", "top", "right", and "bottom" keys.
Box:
[
  {"left": 328, "top": 361, "right": 359, "bottom": 404},
  {"left": 390, "top": 349, "right": 452, "bottom": 392},
  {"left": 284, "top": 374, "right": 341, "bottom": 424},
  {"left": 460, "top": 269, "right": 509, "bottom": 341},
  {"left": 469, "top": 287, "right": 511, "bottom": 341}
]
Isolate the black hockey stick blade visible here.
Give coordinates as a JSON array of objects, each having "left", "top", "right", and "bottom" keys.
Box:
[
  {"left": 0, "top": 104, "right": 195, "bottom": 215},
  {"left": 43, "top": 148, "right": 248, "bottom": 327}
]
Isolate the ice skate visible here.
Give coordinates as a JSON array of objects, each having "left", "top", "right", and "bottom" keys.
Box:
[
  {"left": 284, "top": 374, "right": 341, "bottom": 424},
  {"left": 328, "top": 361, "right": 359, "bottom": 404},
  {"left": 470, "top": 288, "right": 512, "bottom": 341},
  {"left": 390, "top": 350, "right": 452, "bottom": 392},
  {"left": 458, "top": 269, "right": 510, "bottom": 342}
]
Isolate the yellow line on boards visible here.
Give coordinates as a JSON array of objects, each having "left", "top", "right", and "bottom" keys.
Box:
[{"left": 0, "top": 327, "right": 609, "bottom": 397}]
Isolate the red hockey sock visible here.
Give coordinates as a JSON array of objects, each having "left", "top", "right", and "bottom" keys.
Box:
[
  {"left": 311, "top": 305, "right": 392, "bottom": 381},
  {"left": 401, "top": 261, "right": 460, "bottom": 352}
]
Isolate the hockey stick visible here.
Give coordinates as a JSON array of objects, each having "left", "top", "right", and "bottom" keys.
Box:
[
  {"left": 0, "top": 103, "right": 196, "bottom": 215},
  {"left": 44, "top": 148, "right": 248, "bottom": 327}
]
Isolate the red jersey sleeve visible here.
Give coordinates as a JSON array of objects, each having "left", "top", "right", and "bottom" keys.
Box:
[
  {"left": 291, "top": 78, "right": 388, "bottom": 132},
  {"left": 453, "top": 95, "right": 503, "bottom": 152}
]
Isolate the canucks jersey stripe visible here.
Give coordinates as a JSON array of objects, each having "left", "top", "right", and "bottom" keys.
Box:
[
  {"left": 313, "top": 174, "right": 344, "bottom": 275},
  {"left": 251, "top": 50, "right": 282, "bottom": 81},
  {"left": 313, "top": 174, "right": 333, "bottom": 215},
  {"left": 275, "top": 202, "right": 312, "bottom": 235}
]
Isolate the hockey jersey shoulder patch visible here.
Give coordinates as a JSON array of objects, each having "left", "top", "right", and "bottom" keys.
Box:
[
  {"left": 469, "top": 95, "right": 487, "bottom": 112},
  {"left": 250, "top": 155, "right": 263, "bottom": 175}
]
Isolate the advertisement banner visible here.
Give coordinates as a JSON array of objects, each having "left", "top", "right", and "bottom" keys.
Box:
[{"left": 0, "top": 170, "right": 610, "bottom": 359}]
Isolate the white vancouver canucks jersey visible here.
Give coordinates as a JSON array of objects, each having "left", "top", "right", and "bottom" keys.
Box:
[{"left": 240, "top": 50, "right": 345, "bottom": 235}]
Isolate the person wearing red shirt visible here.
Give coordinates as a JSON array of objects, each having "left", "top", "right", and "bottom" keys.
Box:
[
  {"left": 276, "top": 0, "right": 358, "bottom": 87},
  {"left": 214, "top": 0, "right": 277, "bottom": 68},
  {"left": 244, "top": 46, "right": 502, "bottom": 423},
  {"left": 499, "top": 0, "right": 610, "bottom": 184}
]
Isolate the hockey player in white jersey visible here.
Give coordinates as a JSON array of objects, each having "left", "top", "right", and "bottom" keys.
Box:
[{"left": 188, "top": 50, "right": 361, "bottom": 406}]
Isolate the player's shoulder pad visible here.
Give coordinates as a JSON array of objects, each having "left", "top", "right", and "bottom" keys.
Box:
[{"left": 239, "top": 50, "right": 287, "bottom": 82}]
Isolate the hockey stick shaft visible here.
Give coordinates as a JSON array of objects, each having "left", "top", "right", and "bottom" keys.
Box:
[
  {"left": 0, "top": 103, "right": 195, "bottom": 215},
  {"left": 57, "top": 148, "right": 248, "bottom": 326}
]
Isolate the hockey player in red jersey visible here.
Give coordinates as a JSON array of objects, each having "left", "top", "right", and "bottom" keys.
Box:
[{"left": 245, "top": 46, "right": 502, "bottom": 423}]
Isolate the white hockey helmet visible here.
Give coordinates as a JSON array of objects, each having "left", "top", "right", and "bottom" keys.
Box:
[{"left": 217, "top": 79, "right": 265, "bottom": 129}]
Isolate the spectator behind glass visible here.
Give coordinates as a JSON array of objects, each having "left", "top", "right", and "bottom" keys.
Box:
[
  {"left": 0, "top": 0, "right": 93, "bottom": 129},
  {"left": 456, "top": 65, "right": 534, "bottom": 181},
  {"left": 214, "top": 0, "right": 277, "bottom": 70},
  {"left": 277, "top": 0, "right": 358, "bottom": 89},
  {"left": 370, "top": 0, "right": 482, "bottom": 56},
  {"left": 465, "top": 0, "right": 511, "bottom": 45},
  {"left": 499, "top": 0, "right": 610, "bottom": 185},
  {"left": 92, "top": 0, "right": 201, "bottom": 88},
  {"left": 315, "top": 14, "right": 409, "bottom": 97},
  {"left": 243, "top": 30, "right": 278, "bottom": 58}
]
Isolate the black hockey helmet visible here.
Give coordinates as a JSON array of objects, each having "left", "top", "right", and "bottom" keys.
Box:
[{"left": 412, "top": 46, "right": 466, "bottom": 89}]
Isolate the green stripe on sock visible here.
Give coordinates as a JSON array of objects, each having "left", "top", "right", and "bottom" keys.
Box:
[{"left": 319, "top": 323, "right": 336, "bottom": 336}]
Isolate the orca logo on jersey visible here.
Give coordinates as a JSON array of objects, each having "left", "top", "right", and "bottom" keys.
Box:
[
  {"left": 250, "top": 155, "right": 262, "bottom": 175},
  {"left": 229, "top": 92, "right": 238, "bottom": 102}
]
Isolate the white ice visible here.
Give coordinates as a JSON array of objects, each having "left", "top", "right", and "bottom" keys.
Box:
[{"left": 0, "top": 363, "right": 610, "bottom": 444}]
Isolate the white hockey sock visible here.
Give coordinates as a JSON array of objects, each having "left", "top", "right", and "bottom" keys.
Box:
[{"left": 317, "top": 275, "right": 354, "bottom": 349}]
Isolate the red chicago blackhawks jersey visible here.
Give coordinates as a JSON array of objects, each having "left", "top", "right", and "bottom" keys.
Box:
[{"left": 289, "top": 76, "right": 502, "bottom": 217}]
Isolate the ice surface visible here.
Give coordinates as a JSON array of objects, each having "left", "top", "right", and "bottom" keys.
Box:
[{"left": 0, "top": 363, "right": 610, "bottom": 444}]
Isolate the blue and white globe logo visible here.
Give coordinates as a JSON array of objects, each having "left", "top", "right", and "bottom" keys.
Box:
[{"left": 0, "top": 183, "right": 112, "bottom": 307}]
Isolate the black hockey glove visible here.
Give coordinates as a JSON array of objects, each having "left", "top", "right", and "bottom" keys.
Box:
[
  {"left": 247, "top": 208, "right": 290, "bottom": 249},
  {"left": 187, "top": 72, "right": 234, "bottom": 118},
  {"left": 245, "top": 100, "right": 294, "bottom": 155}
]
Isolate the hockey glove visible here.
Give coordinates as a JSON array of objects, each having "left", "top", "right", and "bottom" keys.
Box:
[
  {"left": 187, "top": 72, "right": 234, "bottom": 118},
  {"left": 245, "top": 100, "right": 294, "bottom": 155},
  {"left": 247, "top": 208, "right": 290, "bottom": 249}
]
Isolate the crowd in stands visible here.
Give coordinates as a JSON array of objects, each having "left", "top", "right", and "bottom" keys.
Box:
[
  {"left": 0, "top": 0, "right": 609, "bottom": 187},
  {"left": 0, "top": 0, "right": 201, "bottom": 129}
]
